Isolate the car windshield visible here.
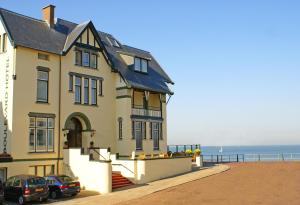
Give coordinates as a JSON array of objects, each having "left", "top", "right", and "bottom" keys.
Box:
[
  {"left": 27, "top": 177, "right": 46, "bottom": 187},
  {"left": 57, "top": 176, "right": 73, "bottom": 183}
]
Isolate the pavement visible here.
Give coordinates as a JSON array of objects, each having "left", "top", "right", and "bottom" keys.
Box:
[{"left": 52, "top": 164, "right": 230, "bottom": 205}]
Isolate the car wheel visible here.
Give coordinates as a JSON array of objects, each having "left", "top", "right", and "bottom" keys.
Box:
[
  {"left": 51, "top": 191, "right": 57, "bottom": 199},
  {"left": 71, "top": 193, "right": 78, "bottom": 197},
  {"left": 18, "top": 196, "right": 25, "bottom": 205}
]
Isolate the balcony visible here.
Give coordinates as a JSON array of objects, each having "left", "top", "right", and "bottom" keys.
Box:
[{"left": 132, "top": 107, "right": 162, "bottom": 118}]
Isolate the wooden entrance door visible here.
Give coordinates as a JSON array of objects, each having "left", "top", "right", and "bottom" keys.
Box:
[{"left": 67, "top": 118, "right": 82, "bottom": 148}]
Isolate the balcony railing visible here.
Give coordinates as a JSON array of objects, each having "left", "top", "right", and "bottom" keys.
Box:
[{"left": 132, "top": 108, "right": 162, "bottom": 118}]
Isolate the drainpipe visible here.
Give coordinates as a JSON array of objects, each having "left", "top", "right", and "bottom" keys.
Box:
[{"left": 57, "top": 55, "right": 62, "bottom": 174}]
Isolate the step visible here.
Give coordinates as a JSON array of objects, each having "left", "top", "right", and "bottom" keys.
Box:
[
  {"left": 112, "top": 183, "right": 133, "bottom": 189},
  {"left": 112, "top": 172, "right": 133, "bottom": 190}
]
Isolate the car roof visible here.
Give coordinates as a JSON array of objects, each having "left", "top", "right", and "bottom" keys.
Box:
[{"left": 10, "top": 175, "right": 43, "bottom": 180}]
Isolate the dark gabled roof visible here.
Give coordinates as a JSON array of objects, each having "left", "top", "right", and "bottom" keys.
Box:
[
  {"left": 0, "top": 8, "right": 66, "bottom": 54},
  {"left": 63, "top": 21, "right": 90, "bottom": 53},
  {"left": 0, "top": 7, "right": 174, "bottom": 94}
]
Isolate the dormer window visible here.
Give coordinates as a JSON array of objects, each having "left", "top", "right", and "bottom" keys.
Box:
[
  {"left": 75, "top": 49, "right": 97, "bottom": 69},
  {"left": 107, "top": 37, "right": 120, "bottom": 48},
  {"left": 134, "top": 57, "right": 148, "bottom": 73}
]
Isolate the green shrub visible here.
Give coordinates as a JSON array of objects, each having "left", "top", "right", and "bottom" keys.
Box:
[
  {"left": 185, "top": 149, "right": 193, "bottom": 155},
  {"left": 194, "top": 148, "right": 201, "bottom": 155}
]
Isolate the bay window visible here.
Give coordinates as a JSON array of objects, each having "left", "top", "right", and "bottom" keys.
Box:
[{"left": 29, "top": 117, "right": 54, "bottom": 152}]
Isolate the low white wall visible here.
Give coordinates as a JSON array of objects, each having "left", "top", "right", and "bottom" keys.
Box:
[
  {"left": 112, "top": 155, "right": 192, "bottom": 184},
  {"left": 137, "top": 157, "right": 192, "bottom": 184},
  {"left": 63, "top": 149, "right": 112, "bottom": 194}
]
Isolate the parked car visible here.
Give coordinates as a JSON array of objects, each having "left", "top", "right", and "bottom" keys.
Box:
[
  {"left": 4, "top": 175, "right": 49, "bottom": 204},
  {"left": 0, "top": 180, "right": 4, "bottom": 205},
  {"left": 45, "top": 175, "right": 80, "bottom": 199}
]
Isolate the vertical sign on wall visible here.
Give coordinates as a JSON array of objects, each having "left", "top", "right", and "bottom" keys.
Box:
[
  {"left": 0, "top": 56, "right": 12, "bottom": 162},
  {"left": 3, "top": 57, "right": 9, "bottom": 153}
]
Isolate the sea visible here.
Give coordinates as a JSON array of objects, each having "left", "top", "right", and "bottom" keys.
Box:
[
  {"left": 201, "top": 145, "right": 300, "bottom": 155},
  {"left": 167, "top": 145, "right": 300, "bottom": 161}
]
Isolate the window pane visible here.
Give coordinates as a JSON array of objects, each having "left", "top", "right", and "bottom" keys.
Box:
[
  {"left": 84, "top": 87, "right": 89, "bottom": 104},
  {"left": 48, "top": 118, "right": 54, "bottom": 128},
  {"left": 29, "top": 129, "right": 35, "bottom": 151},
  {"left": 134, "top": 58, "right": 141, "bottom": 71},
  {"left": 75, "top": 77, "right": 81, "bottom": 86},
  {"left": 38, "top": 71, "right": 48, "bottom": 80},
  {"left": 29, "top": 117, "right": 35, "bottom": 127},
  {"left": 36, "top": 129, "right": 47, "bottom": 151},
  {"left": 75, "top": 77, "right": 81, "bottom": 103},
  {"left": 75, "top": 50, "right": 82, "bottom": 65},
  {"left": 3, "top": 33, "right": 7, "bottom": 52},
  {"left": 48, "top": 129, "right": 54, "bottom": 151},
  {"left": 36, "top": 118, "right": 47, "bottom": 127},
  {"left": 90, "top": 54, "right": 97, "bottom": 68},
  {"left": 75, "top": 86, "right": 81, "bottom": 103},
  {"left": 82, "top": 52, "right": 90, "bottom": 66},
  {"left": 141, "top": 59, "right": 148, "bottom": 73},
  {"left": 69, "top": 75, "right": 73, "bottom": 91},
  {"left": 37, "top": 81, "right": 48, "bottom": 101},
  {"left": 91, "top": 88, "right": 97, "bottom": 105},
  {"left": 91, "top": 79, "right": 97, "bottom": 88}
]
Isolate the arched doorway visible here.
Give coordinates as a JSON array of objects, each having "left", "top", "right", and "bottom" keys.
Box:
[{"left": 67, "top": 118, "right": 83, "bottom": 148}]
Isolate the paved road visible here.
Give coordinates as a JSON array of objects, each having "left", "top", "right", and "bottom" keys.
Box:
[{"left": 119, "top": 162, "right": 300, "bottom": 205}]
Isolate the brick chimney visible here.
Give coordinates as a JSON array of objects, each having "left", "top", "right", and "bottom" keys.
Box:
[{"left": 42, "top": 5, "right": 55, "bottom": 28}]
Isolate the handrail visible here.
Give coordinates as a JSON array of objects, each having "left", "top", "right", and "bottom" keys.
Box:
[
  {"left": 112, "top": 163, "right": 135, "bottom": 175},
  {"left": 88, "top": 148, "right": 109, "bottom": 161}
]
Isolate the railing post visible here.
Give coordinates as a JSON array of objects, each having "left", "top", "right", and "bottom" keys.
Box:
[
  {"left": 211, "top": 154, "right": 213, "bottom": 162},
  {"left": 190, "top": 145, "right": 193, "bottom": 151},
  {"left": 281, "top": 154, "right": 284, "bottom": 161},
  {"left": 217, "top": 155, "right": 219, "bottom": 163},
  {"left": 237, "top": 154, "right": 239, "bottom": 162},
  {"left": 176, "top": 145, "right": 178, "bottom": 153},
  {"left": 243, "top": 154, "right": 245, "bottom": 162},
  {"left": 184, "top": 145, "right": 186, "bottom": 152},
  {"left": 258, "top": 154, "right": 260, "bottom": 161}
]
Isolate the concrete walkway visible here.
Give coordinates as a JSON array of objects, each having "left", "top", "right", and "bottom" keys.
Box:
[{"left": 55, "top": 164, "right": 230, "bottom": 205}]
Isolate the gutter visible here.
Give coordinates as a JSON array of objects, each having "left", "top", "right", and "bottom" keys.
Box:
[{"left": 57, "top": 55, "right": 62, "bottom": 174}]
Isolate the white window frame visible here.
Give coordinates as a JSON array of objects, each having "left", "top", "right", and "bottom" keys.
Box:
[{"left": 29, "top": 117, "right": 54, "bottom": 153}]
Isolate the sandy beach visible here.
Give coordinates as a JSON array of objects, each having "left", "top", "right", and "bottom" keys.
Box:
[{"left": 118, "top": 162, "right": 300, "bottom": 205}]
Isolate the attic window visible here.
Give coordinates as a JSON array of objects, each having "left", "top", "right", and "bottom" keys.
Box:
[
  {"left": 38, "top": 53, "right": 50, "bottom": 61},
  {"left": 134, "top": 57, "right": 148, "bottom": 73},
  {"left": 107, "top": 37, "right": 120, "bottom": 48}
]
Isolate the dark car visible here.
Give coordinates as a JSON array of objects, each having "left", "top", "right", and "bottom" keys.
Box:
[
  {"left": 0, "top": 180, "right": 4, "bottom": 205},
  {"left": 4, "top": 175, "right": 48, "bottom": 204},
  {"left": 45, "top": 175, "right": 80, "bottom": 199}
]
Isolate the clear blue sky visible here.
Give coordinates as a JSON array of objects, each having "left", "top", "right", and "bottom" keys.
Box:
[{"left": 2, "top": 0, "right": 300, "bottom": 146}]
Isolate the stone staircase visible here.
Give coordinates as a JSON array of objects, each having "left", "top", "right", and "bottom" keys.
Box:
[{"left": 112, "top": 171, "right": 134, "bottom": 190}]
